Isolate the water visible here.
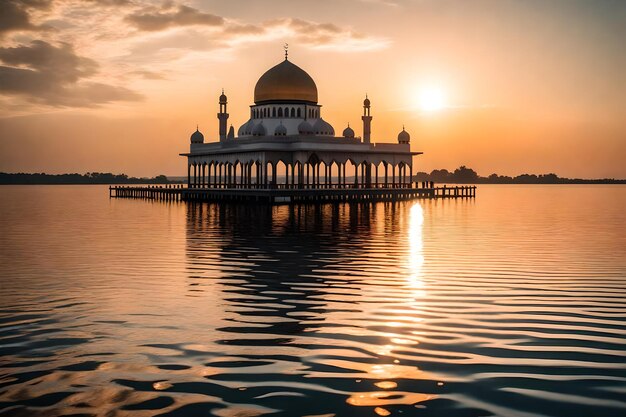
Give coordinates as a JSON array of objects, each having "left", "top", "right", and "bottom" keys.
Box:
[{"left": 1, "top": 184, "right": 625, "bottom": 417}]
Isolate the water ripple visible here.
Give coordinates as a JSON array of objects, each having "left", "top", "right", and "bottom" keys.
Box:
[{"left": 0, "top": 184, "right": 625, "bottom": 416}]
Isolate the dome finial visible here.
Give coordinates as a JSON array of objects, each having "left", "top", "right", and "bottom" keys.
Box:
[
  {"left": 196, "top": 124, "right": 199, "bottom": 131},
  {"left": 284, "top": 43, "right": 288, "bottom": 60}
]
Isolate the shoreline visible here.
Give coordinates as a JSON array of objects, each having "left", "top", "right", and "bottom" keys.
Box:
[{"left": 1, "top": 181, "right": 625, "bottom": 186}]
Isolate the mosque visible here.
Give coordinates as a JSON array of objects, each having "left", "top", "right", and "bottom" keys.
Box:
[{"left": 181, "top": 49, "right": 420, "bottom": 191}]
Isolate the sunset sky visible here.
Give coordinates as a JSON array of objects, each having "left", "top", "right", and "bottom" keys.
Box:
[{"left": 0, "top": 0, "right": 624, "bottom": 178}]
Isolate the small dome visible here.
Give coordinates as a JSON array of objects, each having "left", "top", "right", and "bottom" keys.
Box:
[
  {"left": 274, "top": 123, "right": 287, "bottom": 136},
  {"left": 254, "top": 59, "right": 318, "bottom": 104},
  {"left": 313, "top": 118, "right": 334, "bottom": 136},
  {"left": 398, "top": 127, "right": 410, "bottom": 144},
  {"left": 219, "top": 89, "right": 227, "bottom": 103},
  {"left": 342, "top": 125, "right": 355, "bottom": 138},
  {"left": 298, "top": 120, "right": 313, "bottom": 135},
  {"left": 238, "top": 119, "right": 255, "bottom": 136},
  {"left": 190, "top": 128, "right": 204, "bottom": 144},
  {"left": 252, "top": 122, "right": 266, "bottom": 136},
  {"left": 363, "top": 96, "right": 370, "bottom": 107}
]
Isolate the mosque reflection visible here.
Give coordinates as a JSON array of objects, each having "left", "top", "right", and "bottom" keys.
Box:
[
  {"left": 183, "top": 202, "right": 435, "bottom": 415},
  {"left": 184, "top": 203, "right": 380, "bottom": 335}
]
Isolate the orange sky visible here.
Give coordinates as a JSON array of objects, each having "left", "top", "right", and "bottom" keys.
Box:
[{"left": 0, "top": 0, "right": 624, "bottom": 178}]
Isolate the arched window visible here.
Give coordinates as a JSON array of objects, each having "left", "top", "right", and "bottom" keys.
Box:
[
  {"left": 264, "top": 108, "right": 267, "bottom": 117},
  {"left": 284, "top": 107, "right": 288, "bottom": 117},
  {"left": 272, "top": 107, "right": 276, "bottom": 118},
  {"left": 290, "top": 108, "right": 295, "bottom": 117},
  {"left": 297, "top": 108, "right": 301, "bottom": 118},
  {"left": 278, "top": 107, "right": 283, "bottom": 117}
]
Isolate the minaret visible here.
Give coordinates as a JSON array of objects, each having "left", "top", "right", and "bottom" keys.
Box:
[
  {"left": 218, "top": 89, "right": 229, "bottom": 142},
  {"left": 362, "top": 94, "right": 372, "bottom": 144}
]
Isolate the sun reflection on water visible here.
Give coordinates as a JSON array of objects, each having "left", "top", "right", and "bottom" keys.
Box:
[
  {"left": 346, "top": 391, "right": 434, "bottom": 407},
  {"left": 408, "top": 203, "right": 425, "bottom": 290},
  {"left": 341, "top": 202, "right": 436, "bottom": 412}
]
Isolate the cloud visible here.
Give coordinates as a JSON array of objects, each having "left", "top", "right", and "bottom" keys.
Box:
[
  {"left": 358, "top": 0, "right": 399, "bottom": 6},
  {"left": 270, "top": 18, "right": 389, "bottom": 51},
  {"left": 0, "top": 0, "right": 133, "bottom": 38},
  {"left": 0, "top": 0, "right": 53, "bottom": 35},
  {"left": 0, "top": 2, "right": 389, "bottom": 112},
  {"left": 131, "top": 69, "right": 166, "bottom": 79},
  {"left": 223, "top": 23, "right": 265, "bottom": 36},
  {"left": 125, "top": 4, "right": 224, "bottom": 31},
  {"left": 82, "top": 0, "right": 134, "bottom": 5},
  {"left": 0, "top": 40, "right": 142, "bottom": 107},
  {"left": 128, "top": 13, "right": 389, "bottom": 57}
]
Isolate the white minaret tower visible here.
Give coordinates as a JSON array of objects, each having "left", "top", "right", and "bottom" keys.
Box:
[
  {"left": 218, "top": 89, "right": 229, "bottom": 142},
  {"left": 362, "top": 94, "right": 372, "bottom": 144}
]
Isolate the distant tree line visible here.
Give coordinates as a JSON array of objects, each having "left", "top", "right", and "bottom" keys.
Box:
[
  {"left": 414, "top": 166, "right": 626, "bottom": 184},
  {"left": 0, "top": 172, "right": 182, "bottom": 185},
  {"left": 1, "top": 168, "right": 624, "bottom": 185}
]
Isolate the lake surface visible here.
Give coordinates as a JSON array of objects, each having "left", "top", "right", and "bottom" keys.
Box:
[{"left": 1, "top": 185, "right": 625, "bottom": 417}]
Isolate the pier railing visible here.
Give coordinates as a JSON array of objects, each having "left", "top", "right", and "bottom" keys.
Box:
[{"left": 109, "top": 183, "right": 476, "bottom": 203}]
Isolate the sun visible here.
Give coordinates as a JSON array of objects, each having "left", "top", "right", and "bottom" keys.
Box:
[{"left": 418, "top": 86, "right": 446, "bottom": 112}]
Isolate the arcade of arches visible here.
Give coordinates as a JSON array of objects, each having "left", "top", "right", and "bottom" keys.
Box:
[{"left": 188, "top": 153, "right": 413, "bottom": 189}]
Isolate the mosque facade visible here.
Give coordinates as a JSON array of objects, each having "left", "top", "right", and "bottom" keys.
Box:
[{"left": 181, "top": 52, "right": 421, "bottom": 189}]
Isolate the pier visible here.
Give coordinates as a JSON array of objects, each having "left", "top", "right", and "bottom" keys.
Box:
[{"left": 109, "top": 183, "right": 476, "bottom": 203}]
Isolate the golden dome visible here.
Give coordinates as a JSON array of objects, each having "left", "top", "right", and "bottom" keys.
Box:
[{"left": 254, "top": 59, "right": 318, "bottom": 104}]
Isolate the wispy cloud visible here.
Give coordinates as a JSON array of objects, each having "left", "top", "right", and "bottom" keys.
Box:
[
  {"left": 0, "top": 1, "right": 390, "bottom": 111},
  {"left": 0, "top": 40, "right": 142, "bottom": 107},
  {"left": 130, "top": 69, "right": 166, "bottom": 79},
  {"left": 357, "top": 0, "right": 399, "bottom": 7},
  {"left": 127, "top": 13, "right": 390, "bottom": 56},
  {"left": 125, "top": 3, "right": 224, "bottom": 31},
  {"left": 269, "top": 18, "right": 390, "bottom": 51}
]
